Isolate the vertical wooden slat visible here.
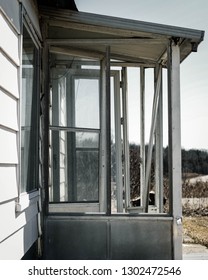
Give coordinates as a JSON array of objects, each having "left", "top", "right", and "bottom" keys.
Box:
[
  {"left": 106, "top": 46, "right": 111, "bottom": 216},
  {"left": 122, "top": 67, "right": 130, "bottom": 209},
  {"left": 140, "top": 66, "right": 145, "bottom": 207},
  {"left": 155, "top": 65, "right": 163, "bottom": 212},
  {"left": 99, "top": 59, "right": 107, "bottom": 212}
]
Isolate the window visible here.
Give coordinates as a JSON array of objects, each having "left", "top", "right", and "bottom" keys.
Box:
[
  {"left": 49, "top": 63, "right": 100, "bottom": 206},
  {"left": 21, "top": 25, "right": 40, "bottom": 193}
]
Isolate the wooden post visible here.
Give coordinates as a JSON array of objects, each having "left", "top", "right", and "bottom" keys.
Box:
[{"left": 167, "top": 39, "right": 182, "bottom": 260}]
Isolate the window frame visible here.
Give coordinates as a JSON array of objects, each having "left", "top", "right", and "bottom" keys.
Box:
[
  {"left": 49, "top": 67, "right": 101, "bottom": 212},
  {"left": 19, "top": 15, "right": 41, "bottom": 195}
]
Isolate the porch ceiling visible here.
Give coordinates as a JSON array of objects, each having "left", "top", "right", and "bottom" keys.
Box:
[{"left": 39, "top": 6, "right": 204, "bottom": 67}]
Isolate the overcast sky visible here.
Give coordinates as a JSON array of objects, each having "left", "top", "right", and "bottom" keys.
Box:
[{"left": 75, "top": 0, "right": 208, "bottom": 150}]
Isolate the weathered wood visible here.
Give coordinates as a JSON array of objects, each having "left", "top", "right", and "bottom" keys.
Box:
[{"left": 167, "top": 40, "right": 182, "bottom": 260}]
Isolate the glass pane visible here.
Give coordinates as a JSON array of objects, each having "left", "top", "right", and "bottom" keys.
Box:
[
  {"left": 76, "top": 150, "right": 99, "bottom": 201},
  {"left": 21, "top": 25, "right": 39, "bottom": 192},
  {"left": 50, "top": 73, "right": 100, "bottom": 130},
  {"left": 49, "top": 130, "right": 99, "bottom": 203},
  {"left": 75, "top": 78, "right": 100, "bottom": 129},
  {"left": 76, "top": 132, "right": 99, "bottom": 148}
]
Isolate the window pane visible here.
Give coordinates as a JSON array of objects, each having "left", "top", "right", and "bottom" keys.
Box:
[
  {"left": 21, "top": 26, "right": 39, "bottom": 192},
  {"left": 76, "top": 132, "right": 99, "bottom": 148},
  {"left": 76, "top": 150, "right": 99, "bottom": 201},
  {"left": 49, "top": 131, "right": 99, "bottom": 203},
  {"left": 75, "top": 78, "right": 100, "bottom": 129},
  {"left": 50, "top": 71, "right": 100, "bottom": 130}
]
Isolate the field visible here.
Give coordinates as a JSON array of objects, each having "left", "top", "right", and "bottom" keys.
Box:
[
  {"left": 183, "top": 216, "right": 208, "bottom": 248},
  {"left": 182, "top": 175, "right": 208, "bottom": 248}
]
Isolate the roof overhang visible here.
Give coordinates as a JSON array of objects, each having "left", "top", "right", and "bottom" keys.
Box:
[{"left": 39, "top": 6, "right": 204, "bottom": 67}]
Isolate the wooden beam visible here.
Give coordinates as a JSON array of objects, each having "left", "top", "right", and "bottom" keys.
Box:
[
  {"left": 46, "top": 38, "right": 165, "bottom": 45},
  {"left": 50, "top": 46, "right": 104, "bottom": 59}
]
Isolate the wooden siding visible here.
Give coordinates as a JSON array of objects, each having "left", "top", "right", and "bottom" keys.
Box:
[
  {"left": 0, "top": 0, "right": 20, "bottom": 31},
  {"left": 0, "top": 166, "right": 18, "bottom": 203},
  {"left": 0, "top": 89, "right": 18, "bottom": 131},
  {"left": 0, "top": 129, "right": 18, "bottom": 164},
  {"left": 0, "top": 2, "right": 40, "bottom": 259},
  {"left": 0, "top": 13, "right": 19, "bottom": 64},
  {"left": 0, "top": 215, "right": 38, "bottom": 260},
  {"left": 0, "top": 199, "right": 38, "bottom": 243},
  {"left": 0, "top": 53, "right": 19, "bottom": 98}
]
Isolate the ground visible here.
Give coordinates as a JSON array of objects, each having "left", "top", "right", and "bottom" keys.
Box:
[{"left": 183, "top": 216, "right": 208, "bottom": 248}]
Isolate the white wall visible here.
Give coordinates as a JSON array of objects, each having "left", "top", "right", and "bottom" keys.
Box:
[{"left": 0, "top": 1, "right": 40, "bottom": 260}]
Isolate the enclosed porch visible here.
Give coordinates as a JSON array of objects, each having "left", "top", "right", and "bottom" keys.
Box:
[{"left": 38, "top": 6, "right": 204, "bottom": 259}]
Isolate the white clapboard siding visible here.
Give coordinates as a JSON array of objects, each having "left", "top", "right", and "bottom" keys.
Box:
[
  {"left": 0, "top": 0, "right": 41, "bottom": 260},
  {"left": 0, "top": 90, "right": 18, "bottom": 131},
  {"left": 0, "top": 201, "right": 17, "bottom": 242},
  {"left": 0, "top": 166, "right": 18, "bottom": 203},
  {"left": 0, "top": 128, "right": 18, "bottom": 164},
  {"left": 0, "top": 53, "right": 19, "bottom": 98},
  {"left": 0, "top": 199, "right": 38, "bottom": 243},
  {"left": 0, "top": 215, "right": 38, "bottom": 260},
  {"left": 0, "top": 13, "right": 19, "bottom": 65}
]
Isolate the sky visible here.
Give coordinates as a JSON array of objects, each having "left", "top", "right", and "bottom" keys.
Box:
[{"left": 75, "top": 0, "right": 208, "bottom": 150}]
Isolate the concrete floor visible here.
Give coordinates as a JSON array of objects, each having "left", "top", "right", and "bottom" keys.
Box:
[{"left": 183, "top": 239, "right": 208, "bottom": 260}]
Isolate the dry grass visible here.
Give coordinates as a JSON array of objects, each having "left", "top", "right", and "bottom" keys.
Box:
[{"left": 183, "top": 216, "right": 208, "bottom": 248}]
